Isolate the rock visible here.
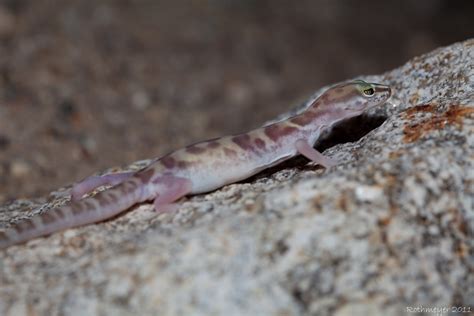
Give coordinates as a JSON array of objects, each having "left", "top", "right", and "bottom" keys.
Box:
[
  {"left": 10, "top": 160, "right": 31, "bottom": 179},
  {"left": 1, "top": 39, "right": 473, "bottom": 316}
]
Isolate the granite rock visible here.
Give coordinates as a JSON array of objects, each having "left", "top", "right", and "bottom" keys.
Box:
[{"left": 1, "top": 39, "right": 473, "bottom": 316}]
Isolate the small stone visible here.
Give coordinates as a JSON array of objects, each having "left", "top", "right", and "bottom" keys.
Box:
[
  {"left": 131, "top": 91, "right": 151, "bottom": 110},
  {"left": 10, "top": 161, "right": 31, "bottom": 178},
  {"left": 355, "top": 185, "right": 383, "bottom": 202}
]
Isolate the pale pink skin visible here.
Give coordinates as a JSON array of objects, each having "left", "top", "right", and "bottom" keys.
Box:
[{"left": 0, "top": 81, "right": 391, "bottom": 248}]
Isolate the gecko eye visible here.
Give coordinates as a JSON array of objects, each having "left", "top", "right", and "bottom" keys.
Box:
[
  {"left": 363, "top": 88, "right": 375, "bottom": 97},
  {"left": 354, "top": 80, "right": 376, "bottom": 98}
]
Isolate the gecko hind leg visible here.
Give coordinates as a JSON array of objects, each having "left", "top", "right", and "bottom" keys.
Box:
[
  {"left": 151, "top": 176, "right": 193, "bottom": 213},
  {"left": 71, "top": 171, "right": 136, "bottom": 201},
  {"left": 295, "top": 139, "right": 337, "bottom": 168}
]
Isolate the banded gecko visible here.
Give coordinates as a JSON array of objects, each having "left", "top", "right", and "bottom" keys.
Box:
[{"left": 0, "top": 80, "right": 391, "bottom": 248}]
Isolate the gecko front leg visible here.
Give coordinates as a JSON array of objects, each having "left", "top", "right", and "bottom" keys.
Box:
[{"left": 295, "top": 139, "right": 337, "bottom": 168}]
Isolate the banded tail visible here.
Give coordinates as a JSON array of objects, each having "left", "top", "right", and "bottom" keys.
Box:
[{"left": 0, "top": 177, "right": 146, "bottom": 249}]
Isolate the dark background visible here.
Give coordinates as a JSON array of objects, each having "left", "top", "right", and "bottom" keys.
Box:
[{"left": 0, "top": 0, "right": 473, "bottom": 202}]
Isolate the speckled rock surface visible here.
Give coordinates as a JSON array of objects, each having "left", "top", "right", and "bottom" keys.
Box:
[{"left": 1, "top": 40, "right": 473, "bottom": 316}]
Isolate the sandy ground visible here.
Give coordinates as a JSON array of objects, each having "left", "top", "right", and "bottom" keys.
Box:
[{"left": 0, "top": 0, "right": 473, "bottom": 202}]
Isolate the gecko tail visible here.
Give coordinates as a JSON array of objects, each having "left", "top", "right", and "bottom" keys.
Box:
[{"left": 0, "top": 177, "right": 147, "bottom": 249}]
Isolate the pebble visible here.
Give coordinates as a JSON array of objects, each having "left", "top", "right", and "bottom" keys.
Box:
[{"left": 10, "top": 161, "right": 31, "bottom": 178}]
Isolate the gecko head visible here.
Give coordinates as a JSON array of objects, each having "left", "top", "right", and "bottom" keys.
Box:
[
  {"left": 345, "top": 80, "right": 391, "bottom": 113},
  {"left": 311, "top": 80, "right": 391, "bottom": 117}
]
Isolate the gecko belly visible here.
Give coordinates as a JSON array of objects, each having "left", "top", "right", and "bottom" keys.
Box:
[{"left": 172, "top": 150, "right": 294, "bottom": 194}]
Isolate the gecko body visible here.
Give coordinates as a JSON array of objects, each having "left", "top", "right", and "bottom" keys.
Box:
[{"left": 0, "top": 80, "right": 391, "bottom": 248}]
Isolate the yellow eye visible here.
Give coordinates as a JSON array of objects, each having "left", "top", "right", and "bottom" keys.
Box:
[
  {"left": 354, "top": 80, "right": 376, "bottom": 97},
  {"left": 363, "top": 88, "right": 375, "bottom": 96}
]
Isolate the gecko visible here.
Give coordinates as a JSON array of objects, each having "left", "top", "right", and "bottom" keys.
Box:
[{"left": 0, "top": 80, "right": 391, "bottom": 249}]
